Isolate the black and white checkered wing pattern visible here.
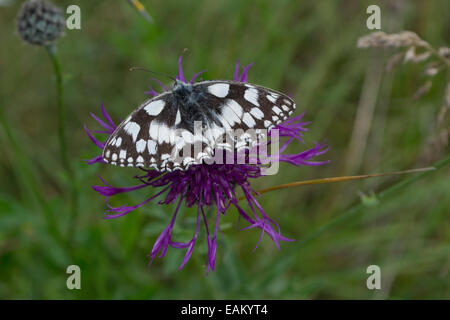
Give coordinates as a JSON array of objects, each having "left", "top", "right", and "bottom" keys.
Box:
[
  {"left": 102, "top": 80, "right": 296, "bottom": 172},
  {"left": 196, "top": 80, "right": 296, "bottom": 132},
  {"left": 102, "top": 92, "right": 179, "bottom": 170},
  {"left": 193, "top": 81, "right": 296, "bottom": 152}
]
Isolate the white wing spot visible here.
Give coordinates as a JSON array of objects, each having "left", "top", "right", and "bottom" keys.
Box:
[
  {"left": 282, "top": 105, "right": 290, "bottom": 112},
  {"left": 227, "top": 99, "right": 243, "bottom": 117},
  {"left": 272, "top": 106, "right": 282, "bottom": 115},
  {"left": 148, "top": 140, "right": 157, "bottom": 155},
  {"left": 242, "top": 113, "right": 256, "bottom": 128},
  {"left": 123, "top": 121, "right": 140, "bottom": 142},
  {"left": 250, "top": 107, "right": 264, "bottom": 120},
  {"left": 112, "top": 153, "right": 117, "bottom": 161},
  {"left": 244, "top": 88, "right": 260, "bottom": 106},
  {"left": 136, "top": 139, "right": 146, "bottom": 153},
  {"left": 115, "top": 137, "right": 122, "bottom": 147},
  {"left": 149, "top": 121, "right": 159, "bottom": 140},
  {"left": 119, "top": 150, "right": 127, "bottom": 159},
  {"left": 149, "top": 163, "right": 158, "bottom": 170},
  {"left": 175, "top": 109, "right": 181, "bottom": 125},
  {"left": 264, "top": 120, "right": 271, "bottom": 128},
  {"left": 208, "top": 83, "right": 229, "bottom": 98},
  {"left": 144, "top": 100, "right": 165, "bottom": 116},
  {"left": 158, "top": 124, "right": 170, "bottom": 144},
  {"left": 222, "top": 104, "right": 241, "bottom": 126},
  {"left": 267, "top": 95, "right": 277, "bottom": 103}
]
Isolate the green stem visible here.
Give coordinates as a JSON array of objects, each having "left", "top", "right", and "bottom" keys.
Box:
[
  {"left": 46, "top": 45, "right": 79, "bottom": 244},
  {"left": 255, "top": 154, "right": 450, "bottom": 289},
  {"left": 46, "top": 45, "right": 69, "bottom": 171}
]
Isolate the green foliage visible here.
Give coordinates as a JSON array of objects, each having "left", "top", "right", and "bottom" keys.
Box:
[{"left": 0, "top": 0, "right": 449, "bottom": 299}]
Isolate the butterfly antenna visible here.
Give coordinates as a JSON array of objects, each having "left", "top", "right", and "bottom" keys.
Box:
[{"left": 129, "top": 67, "right": 176, "bottom": 81}]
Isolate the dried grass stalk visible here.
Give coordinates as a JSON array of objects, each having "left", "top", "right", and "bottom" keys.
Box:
[{"left": 357, "top": 31, "right": 428, "bottom": 49}]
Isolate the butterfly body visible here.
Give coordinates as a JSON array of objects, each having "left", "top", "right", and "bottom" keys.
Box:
[{"left": 102, "top": 80, "right": 296, "bottom": 171}]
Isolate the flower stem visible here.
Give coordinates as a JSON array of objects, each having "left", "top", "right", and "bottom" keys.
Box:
[
  {"left": 251, "top": 167, "right": 435, "bottom": 198},
  {"left": 46, "top": 45, "right": 69, "bottom": 170},
  {"left": 46, "top": 45, "right": 79, "bottom": 243}
]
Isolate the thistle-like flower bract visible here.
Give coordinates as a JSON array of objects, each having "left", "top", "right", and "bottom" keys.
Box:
[
  {"left": 85, "top": 58, "right": 329, "bottom": 273},
  {"left": 17, "top": 0, "right": 65, "bottom": 46}
]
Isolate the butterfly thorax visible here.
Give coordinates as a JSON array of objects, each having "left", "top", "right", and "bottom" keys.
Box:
[
  {"left": 173, "top": 80, "right": 193, "bottom": 101},
  {"left": 173, "top": 81, "right": 210, "bottom": 130}
]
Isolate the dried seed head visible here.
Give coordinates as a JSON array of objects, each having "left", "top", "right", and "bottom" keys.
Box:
[
  {"left": 357, "top": 31, "right": 428, "bottom": 49},
  {"left": 16, "top": 0, "right": 65, "bottom": 46}
]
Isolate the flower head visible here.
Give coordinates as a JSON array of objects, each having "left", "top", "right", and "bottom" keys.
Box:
[
  {"left": 85, "top": 58, "right": 329, "bottom": 273},
  {"left": 17, "top": 0, "right": 65, "bottom": 47}
]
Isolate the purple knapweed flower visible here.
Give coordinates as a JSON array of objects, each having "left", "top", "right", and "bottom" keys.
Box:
[{"left": 85, "top": 57, "right": 329, "bottom": 273}]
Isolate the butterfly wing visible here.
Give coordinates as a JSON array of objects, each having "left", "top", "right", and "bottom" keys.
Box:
[
  {"left": 102, "top": 92, "right": 177, "bottom": 169},
  {"left": 102, "top": 81, "right": 296, "bottom": 171},
  {"left": 194, "top": 80, "right": 295, "bottom": 130},
  {"left": 193, "top": 80, "right": 296, "bottom": 151}
]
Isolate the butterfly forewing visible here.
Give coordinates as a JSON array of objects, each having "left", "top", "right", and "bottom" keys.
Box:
[
  {"left": 196, "top": 80, "right": 295, "bottom": 131},
  {"left": 102, "top": 80, "right": 296, "bottom": 171}
]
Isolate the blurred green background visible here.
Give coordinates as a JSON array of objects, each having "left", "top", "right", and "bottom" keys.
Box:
[{"left": 0, "top": 0, "right": 449, "bottom": 299}]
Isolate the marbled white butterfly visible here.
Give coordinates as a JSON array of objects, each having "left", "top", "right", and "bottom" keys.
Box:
[{"left": 102, "top": 79, "right": 296, "bottom": 171}]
